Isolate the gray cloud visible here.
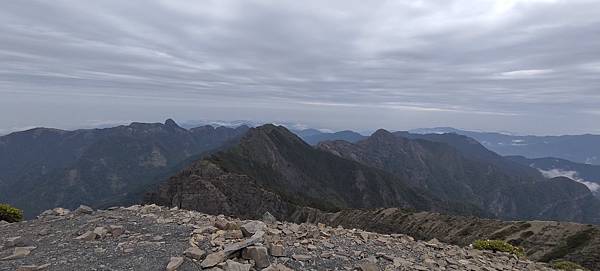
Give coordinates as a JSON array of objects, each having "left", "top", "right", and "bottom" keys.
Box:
[{"left": 1, "top": 0, "right": 599, "bottom": 134}]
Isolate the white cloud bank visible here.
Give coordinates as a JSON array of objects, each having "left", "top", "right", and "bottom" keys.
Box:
[{"left": 539, "top": 168, "right": 600, "bottom": 192}]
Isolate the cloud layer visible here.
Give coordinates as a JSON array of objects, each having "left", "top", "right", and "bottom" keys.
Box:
[
  {"left": 539, "top": 168, "right": 600, "bottom": 193},
  {"left": 1, "top": 0, "right": 600, "bottom": 133}
]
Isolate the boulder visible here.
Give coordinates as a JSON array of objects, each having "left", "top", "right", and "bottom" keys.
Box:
[
  {"left": 108, "top": 225, "right": 125, "bottom": 237},
  {"left": 269, "top": 244, "right": 286, "bottom": 257},
  {"left": 52, "top": 208, "right": 70, "bottom": 216},
  {"left": 262, "top": 212, "right": 277, "bottom": 224},
  {"left": 241, "top": 246, "right": 270, "bottom": 268},
  {"left": 240, "top": 221, "right": 266, "bottom": 237},
  {"left": 74, "top": 205, "right": 94, "bottom": 215},
  {"left": 93, "top": 227, "right": 109, "bottom": 238},
  {"left": 183, "top": 247, "right": 205, "bottom": 260},
  {"left": 223, "top": 259, "right": 251, "bottom": 271},
  {"left": 201, "top": 251, "right": 226, "bottom": 268}
]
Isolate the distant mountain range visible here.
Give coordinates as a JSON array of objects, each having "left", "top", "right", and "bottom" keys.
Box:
[
  {"left": 148, "top": 124, "right": 600, "bottom": 224},
  {"left": 411, "top": 127, "right": 600, "bottom": 165},
  {"left": 3, "top": 120, "right": 600, "bottom": 225},
  {"left": 0, "top": 119, "right": 248, "bottom": 217},
  {"left": 294, "top": 129, "right": 366, "bottom": 145},
  {"left": 147, "top": 125, "right": 483, "bottom": 220}
]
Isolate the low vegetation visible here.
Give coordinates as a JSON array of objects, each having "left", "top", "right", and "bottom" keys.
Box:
[
  {"left": 551, "top": 260, "right": 589, "bottom": 271},
  {"left": 473, "top": 239, "right": 525, "bottom": 257},
  {"left": 540, "top": 228, "right": 595, "bottom": 262},
  {"left": 0, "top": 203, "right": 24, "bottom": 223}
]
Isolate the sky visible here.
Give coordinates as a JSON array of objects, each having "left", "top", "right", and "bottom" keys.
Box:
[{"left": 1, "top": 0, "right": 600, "bottom": 135}]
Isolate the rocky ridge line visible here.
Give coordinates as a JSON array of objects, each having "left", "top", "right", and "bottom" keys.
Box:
[{"left": 1, "top": 205, "right": 558, "bottom": 271}]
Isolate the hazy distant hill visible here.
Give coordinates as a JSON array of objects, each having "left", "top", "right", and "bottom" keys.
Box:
[
  {"left": 411, "top": 127, "right": 600, "bottom": 165},
  {"left": 294, "top": 129, "right": 366, "bottom": 145},
  {"left": 0, "top": 119, "right": 248, "bottom": 217}
]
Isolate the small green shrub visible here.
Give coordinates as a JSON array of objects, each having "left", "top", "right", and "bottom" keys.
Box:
[
  {"left": 0, "top": 203, "right": 23, "bottom": 223},
  {"left": 551, "top": 260, "right": 588, "bottom": 271},
  {"left": 473, "top": 239, "right": 525, "bottom": 257}
]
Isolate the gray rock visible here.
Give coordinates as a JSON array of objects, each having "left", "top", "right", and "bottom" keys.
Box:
[
  {"left": 166, "top": 257, "right": 184, "bottom": 271},
  {"left": 223, "top": 259, "right": 251, "bottom": 271},
  {"left": 75, "top": 231, "right": 97, "bottom": 241},
  {"left": 108, "top": 225, "right": 125, "bottom": 237},
  {"left": 262, "top": 212, "right": 277, "bottom": 224},
  {"left": 292, "top": 254, "right": 311, "bottom": 261},
  {"left": 74, "top": 205, "right": 94, "bottom": 215},
  {"left": 93, "top": 227, "right": 109, "bottom": 238},
  {"left": 215, "top": 219, "right": 239, "bottom": 230},
  {"left": 192, "top": 226, "right": 218, "bottom": 235},
  {"left": 1, "top": 246, "right": 36, "bottom": 260},
  {"left": 224, "top": 229, "right": 244, "bottom": 239},
  {"left": 5, "top": 236, "right": 34, "bottom": 248},
  {"left": 52, "top": 208, "right": 70, "bottom": 216},
  {"left": 357, "top": 261, "right": 379, "bottom": 271},
  {"left": 201, "top": 251, "right": 226, "bottom": 268},
  {"left": 269, "top": 244, "right": 286, "bottom": 257},
  {"left": 240, "top": 221, "right": 266, "bottom": 237},
  {"left": 223, "top": 230, "right": 265, "bottom": 254},
  {"left": 183, "top": 247, "right": 205, "bottom": 260},
  {"left": 241, "top": 246, "right": 270, "bottom": 268}
]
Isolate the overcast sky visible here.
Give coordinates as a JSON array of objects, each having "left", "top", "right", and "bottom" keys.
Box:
[{"left": 1, "top": 0, "right": 600, "bottom": 135}]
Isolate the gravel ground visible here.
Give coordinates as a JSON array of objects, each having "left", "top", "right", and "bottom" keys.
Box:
[{"left": 0, "top": 205, "right": 558, "bottom": 271}]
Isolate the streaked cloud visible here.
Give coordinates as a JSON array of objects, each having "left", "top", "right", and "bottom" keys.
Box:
[{"left": 0, "top": 0, "right": 599, "bottom": 134}]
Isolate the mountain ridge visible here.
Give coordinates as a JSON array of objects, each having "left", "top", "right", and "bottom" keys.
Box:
[
  {"left": 410, "top": 127, "right": 600, "bottom": 165},
  {"left": 318, "top": 129, "right": 600, "bottom": 224},
  {"left": 0, "top": 119, "right": 249, "bottom": 217}
]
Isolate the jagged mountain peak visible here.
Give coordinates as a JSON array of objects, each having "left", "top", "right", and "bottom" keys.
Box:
[{"left": 163, "top": 118, "right": 180, "bottom": 129}]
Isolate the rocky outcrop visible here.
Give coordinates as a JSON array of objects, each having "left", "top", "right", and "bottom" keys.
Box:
[
  {"left": 0, "top": 205, "right": 558, "bottom": 271},
  {"left": 306, "top": 208, "right": 600, "bottom": 271},
  {"left": 145, "top": 160, "right": 312, "bottom": 221}
]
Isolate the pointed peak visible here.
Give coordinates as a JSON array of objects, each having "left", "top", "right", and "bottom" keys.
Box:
[
  {"left": 164, "top": 119, "right": 180, "bottom": 129},
  {"left": 371, "top": 129, "right": 394, "bottom": 138}
]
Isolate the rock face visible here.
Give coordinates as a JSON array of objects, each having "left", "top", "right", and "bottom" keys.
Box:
[
  {"left": 0, "top": 205, "right": 558, "bottom": 271},
  {"left": 0, "top": 120, "right": 249, "bottom": 218}
]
